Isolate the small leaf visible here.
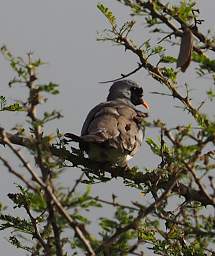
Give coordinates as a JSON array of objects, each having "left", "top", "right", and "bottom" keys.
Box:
[
  {"left": 3, "top": 103, "right": 24, "bottom": 112},
  {"left": 162, "top": 67, "right": 177, "bottom": 82},
  {"left": 207, "top": 89, "right": 215, "bottom": 101},
  {"left": 146, "top": 137, "right": 160, "bottom": 155},
  {"left": 160, "top": 55, "right": 177, "bottom": 63},
  {"left": 97, "top": 3, "right": 116, "bottom": 28},
  {"left": 39, "top": 82, "right": 59, "bottom": 95},
  {"left": 0, "top": 96, "right": 7, "bottom": 110}
]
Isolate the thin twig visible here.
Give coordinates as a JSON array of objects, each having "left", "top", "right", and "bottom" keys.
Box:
[
  {"left": 0, "top": 131, "right": 45, "bottom": 187},
  {"left": 24, "top": 203, "right": 48, "bottom": 252},
  {"left": 46, "top": 186, "right": 96, "bottom": 256},
  {"left": 0, "top": 155, "right": 36, "bottom": 191},
  {"left": 157, "top": 32, "right": 175, "bottom": 44},
  {"left": 0, "top": 128, "right": 214, "bottom": 207},
  {"left": 90, "top": 196, "right": 139, "bottom": 211},
  {"left": 0, "top": 130, "right": 96, "bottom": 256},
  {"left": 99, "top": 63, "right": 143, "bottom": 84},
  {"left": 96, "top": 173, "right": 178, "bottom": 253},
  {"left": 186, "top": 164, "right": 215, "bottom": 205},
  {"left": 68, "top": 172, "right": 85, "bottom": 197}
]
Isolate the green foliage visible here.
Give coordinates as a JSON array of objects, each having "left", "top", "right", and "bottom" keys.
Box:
[
  {"left": 146, "top": 137, "right": 161, "bottom": 155},
  {"left": 193, "top": 52, "right": 215, "bottom": 75},
  {"left": 0, "top": 96, "right": 24, "bottom": 111},
  {"left": 153, "top": 238, "right": 207, "bottom": 256},
  {"left": 63, "top": 186, "right": 102, "bottom": 210},
  {"left": 9, "top": 236, "right": 32, "bottom": 253},
  {"left": 207, "top": 88, "right": 215, "bottom": 101},
  {"left": 99, "top": 207, "right": 138, "bottom": 255},
  {"left": 162, "top": 67, "right": 177, "bottom": 82},
  {"left": 13, "top": 185, "right": 46, "bottom": 212},
  {"left": 146, "top": 137, "right": 170, "bottom": 157},
  {"left": 137, "top": 219, "right": 158, "bottom": 242},
  {"left": 151, "top": 45, "right": 165, "bottom": 56},
  {"left": 0, "top": 96, "right": 6, "bottom": 110},
  {"left": 39, "top": 82, "right": 59, "bottom": 95},
  {"left": 42, "top": 110, "right": 62, "bottom": 124},
  {"left": 97, "top": 3, "right": 116, "bottom": 28},
  {"left": 0, "top": 214, "right": 33, "bottom": 234},
  {"left": 172, "top": 0, "right": 196, "bottom": 23},
  {"left": 160, "top": 55, "right": 177, "bottom": 64},
  {"left": 0, "top": 1, "right": 215, "bottom": 255},
  {"left": 3, "top": 103, "right": 24, "bottom": 111}
]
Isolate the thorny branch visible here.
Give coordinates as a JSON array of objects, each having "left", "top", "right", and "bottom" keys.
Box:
[
  {"left": 116, "top": 36, "right": 197, "bottom": 117},
  {"left": 99, "top": 63, "right": 143, "bottom": 84},
  {"left": 0, "top": 129, "right": 214, "bottom": 207},
  {"left": 163, "top": 127, "right": 215, "bottom": 206},
  {"left": 0, "top": 55, "right": 96, "bottom": 255},
  {"left": 0, "top": 129, "right": 96, "bottom": 256},
  {"left": 23, "top": 202, "right": 48, "bottom": 252},
  {"left": 126, "top": 0, "right": 215, "bottom": 52},
  {"left": 96, "top": 173, "right": 179, "bottom": 253}
]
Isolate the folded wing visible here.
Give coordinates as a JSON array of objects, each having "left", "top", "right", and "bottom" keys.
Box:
[{"left": 81, "top": 101, "right": 143, "bottom": 155}]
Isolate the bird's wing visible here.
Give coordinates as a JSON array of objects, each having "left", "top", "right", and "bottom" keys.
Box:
[
  {"left": 81, "top": 101, "right": 144, "bottom": 154},
  {"left": 81, "top": 102, "right": 112, "bottom": 136}
]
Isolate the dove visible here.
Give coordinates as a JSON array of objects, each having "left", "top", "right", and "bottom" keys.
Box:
[{"left": 66, "top": 80, "right": 149, "bottom": 167}]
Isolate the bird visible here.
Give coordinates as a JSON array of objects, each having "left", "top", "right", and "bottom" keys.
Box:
[{"left": 65, "top": 79, "right": 149, "bottom": 167}]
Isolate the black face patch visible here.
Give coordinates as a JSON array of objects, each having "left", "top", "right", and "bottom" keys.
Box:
[{"left": 130, "top": 86, "right": 143, "bottom": 105}]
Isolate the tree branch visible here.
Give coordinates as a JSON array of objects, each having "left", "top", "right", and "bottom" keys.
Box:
[
  {"left": 0, "top": 129, "right": 96, "bottom": 256},
  {"left": 0, "top": 128, "right": 214, "bottom": 207},
  {"left": 0, "top": 155, "right": 36, "bottom": 191},
  {"left": 96, "top": 173, "right": 178, "bottom": 253}
]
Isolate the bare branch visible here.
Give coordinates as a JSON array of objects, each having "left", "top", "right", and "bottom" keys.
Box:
[
  {"left": 23, "top": 203, "right": 48, "bottom": 252},
  {"left": 99, "top": 63, "right": 143, "bottom": 84},
  {"left": 0, "top": 129, "right": 96, "bottom": 256},
  {"left": 0, "top": 155, "right": 36, "bottom": 191}
]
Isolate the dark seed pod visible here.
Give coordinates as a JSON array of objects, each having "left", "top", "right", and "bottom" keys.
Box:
[{"left": 177, "top": 27, "right": 193, "bottom": 72}]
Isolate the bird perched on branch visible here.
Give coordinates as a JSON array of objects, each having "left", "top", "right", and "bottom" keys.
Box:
[{"left": 65, "top": 79, "right": 149, "bottom": 167}]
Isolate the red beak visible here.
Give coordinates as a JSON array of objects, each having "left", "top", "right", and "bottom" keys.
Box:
[{"left": 141, "top": 98, "right": 149, "bottom": 109}]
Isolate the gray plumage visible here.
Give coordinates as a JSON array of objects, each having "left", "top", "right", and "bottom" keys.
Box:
[{"left": 80, "top": 80, "right": 149, "bottom": 166}]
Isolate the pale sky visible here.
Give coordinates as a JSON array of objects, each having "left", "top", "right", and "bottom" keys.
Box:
[{"left": 0, "top": 1, "right": 214, "bottom": 255}]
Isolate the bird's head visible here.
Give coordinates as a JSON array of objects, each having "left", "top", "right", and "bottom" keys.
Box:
[{"left": 107, "top": 79, "right": 149, "bottom": 109}]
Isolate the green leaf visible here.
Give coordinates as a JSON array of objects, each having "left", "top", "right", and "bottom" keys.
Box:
[
  {"left": 100, "top": 218, "right": 117, "bottom": 232},
  {"left": 0, "top": 214, "right": 33, "bottom": 234},
  {"left": 39, "top": 82, "right": 59, "bottom": 95},
  {"left": 97, "top": 3, "right": 116, "bottom": 28},
  {"left": 152, "top": 46, "right": 165, "bottom": 55},
  {"left": 207, "top": 88, "right": 215, "bottom": 101},
  {"left": 162, "top": 67, "right": 177, "bottom": 82},
  {"left": 192, "top": 52, "right": 215, "bottom": 73},
  {"left": 9, "top": 236, "right": 32, "bottom": 252},
  {"left": 160, "top": 55, "right": 177, "bottom": 63},
  {"left": 172, "top": 0, "right": 196, "bottom": 22},
  {"left": 3, "top": 103, "right": 24, "bottom": 111},
  {"left": 146, "top": 137, "right": 160, "bottom": 155},
  {"left": 0, "top": 96, "right": 7, "bottom": 110},
  {"left": 138, "top": 229, "right": 155, "bottom": 241},
  {"left": 73, "top": 213, "right": 90, "bottom": 224}
]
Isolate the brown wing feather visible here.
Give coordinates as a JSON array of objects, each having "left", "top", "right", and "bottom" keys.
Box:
[{"left": 81, "top": 102, "right": 143, "bottom": 154}]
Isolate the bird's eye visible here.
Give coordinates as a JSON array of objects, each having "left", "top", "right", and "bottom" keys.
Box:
[
  {"left": 130, "top": 87, "right": 143, "bottom": 95},
  {"left": 138, "top": 88, "right": 143, "bottom": 95}
]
